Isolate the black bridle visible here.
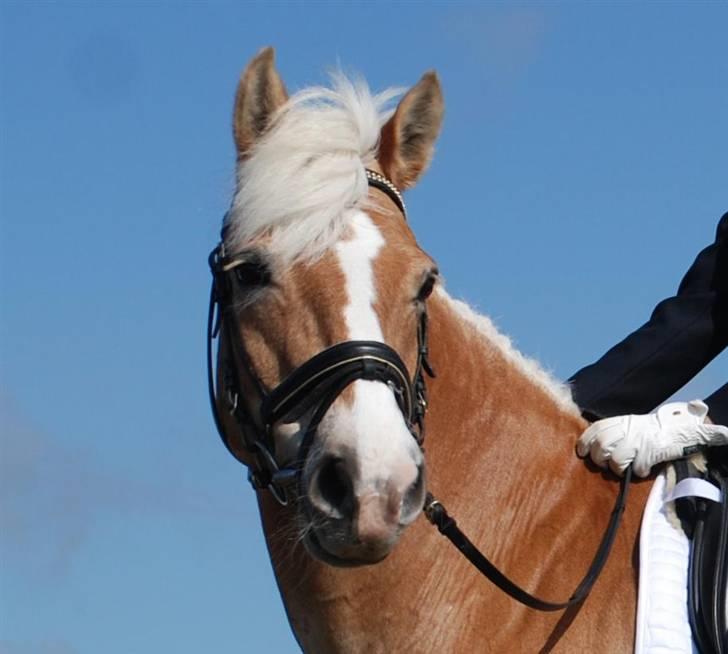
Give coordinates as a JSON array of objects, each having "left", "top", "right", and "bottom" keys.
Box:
[
  {"left": 207, "top": 168, "right": 629, "bottom": 612},
  {"left": 207, "top": 169, "right": 432, "bottom": 505}
]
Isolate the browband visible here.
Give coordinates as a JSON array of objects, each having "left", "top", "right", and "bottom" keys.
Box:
[{"left": 365, "top": 169, "right": 406, "bottom": 216}]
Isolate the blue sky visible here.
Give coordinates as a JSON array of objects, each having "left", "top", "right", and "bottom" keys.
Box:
[{"left": 1, "top": 2, "right": 726, "bottom": 653}]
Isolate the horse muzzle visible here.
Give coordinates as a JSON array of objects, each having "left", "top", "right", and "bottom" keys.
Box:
[{"left": 302, "top": 454, "right": 426, "bottom": 565}]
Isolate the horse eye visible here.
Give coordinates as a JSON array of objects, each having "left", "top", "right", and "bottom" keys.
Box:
[
  {"left": 234, "top": 261, "right": 270, "bottom": 287},
  {"left": 417, "top": 271, "right": 438, "bottom": 302}
]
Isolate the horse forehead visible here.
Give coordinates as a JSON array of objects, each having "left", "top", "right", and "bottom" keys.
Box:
[
  {"left": 283, "top": 206, "right": 421, "bottom": 318},
  {"left": 334, "top": 209, "right": 423, "bottom": 297},
  {"left": 366, "top": 208, "right": 433, "bottom": 292},
  {"left": 289, "top": 210, "right": 389, "bottom": 292},
  {"left": 291, "top": 248, "right": 346, "bottom": 302}
]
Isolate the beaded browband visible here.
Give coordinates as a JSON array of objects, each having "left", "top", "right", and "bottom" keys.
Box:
[{"left": 365, "top": 169, "right": 406, "bottom": 216}]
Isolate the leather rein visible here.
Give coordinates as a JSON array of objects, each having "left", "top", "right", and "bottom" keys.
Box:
[{"left": 207, "top": 168, "right": 631, "bottom": 611}]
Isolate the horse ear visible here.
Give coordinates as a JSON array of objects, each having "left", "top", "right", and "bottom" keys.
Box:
[
  {"left": 379, "top": 71, "right": 444, "bottom": 190},
  {"left": 233, "top": 47, "right": 288, "bottom": 159}
]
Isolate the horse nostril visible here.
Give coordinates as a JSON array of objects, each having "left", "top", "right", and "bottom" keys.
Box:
[
  {"left": 401, "top": 462, "right": 426, "bottom": 522},
  {"left": 312, "top": 457, "right": 354, "bottom": 518}
]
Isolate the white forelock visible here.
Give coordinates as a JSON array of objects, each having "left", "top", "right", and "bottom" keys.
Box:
[
  {"left": 225, "top": 73, "right": 403, "bottom": 263},
  {"left": 436, "top": 287, "right": 581, "bottom": 415}
]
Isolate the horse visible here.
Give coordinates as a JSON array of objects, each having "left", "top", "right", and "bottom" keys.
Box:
[{"left": 208, "top": 47, "right": 653, "bottom": 653}]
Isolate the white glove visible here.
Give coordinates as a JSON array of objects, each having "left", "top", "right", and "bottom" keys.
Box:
[{"left": 577, "top": 400, "right": 728, "bottom": 477}]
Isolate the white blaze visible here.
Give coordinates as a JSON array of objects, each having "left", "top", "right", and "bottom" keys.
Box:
[
  {"left": 330, "top": 211, "right": 421, "bottom": 497},
  {"left": 335, "top": 211, "right": 385, "bottom": 340}
]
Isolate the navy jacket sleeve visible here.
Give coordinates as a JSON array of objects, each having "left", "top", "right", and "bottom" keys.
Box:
[{"left": 569, "top": 213, "right": 728, "bottom": 425}]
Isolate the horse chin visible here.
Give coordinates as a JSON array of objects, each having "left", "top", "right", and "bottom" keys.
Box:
[{"left": 302, "top": 519, "right": 397, "bottom": 568}]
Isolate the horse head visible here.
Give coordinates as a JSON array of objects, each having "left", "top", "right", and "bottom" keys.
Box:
[{"left": 212, "top": 47, "right": 444, "bottom": 566}]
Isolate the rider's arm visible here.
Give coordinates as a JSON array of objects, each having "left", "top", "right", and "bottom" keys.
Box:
[{"left": 569, "top": 212, "right": 728, "bottom": 423}]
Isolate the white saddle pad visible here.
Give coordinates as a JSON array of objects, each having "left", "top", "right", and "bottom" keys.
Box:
[{"left": 635, "top": 471, "right": 697, "bottom": 654}]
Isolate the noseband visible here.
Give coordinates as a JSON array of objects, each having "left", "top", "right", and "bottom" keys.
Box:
[{"left": 207, "top": 169, "right": 433, "bottom": 505}]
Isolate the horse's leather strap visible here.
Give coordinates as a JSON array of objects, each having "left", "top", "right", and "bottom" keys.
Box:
[
  {"left": 424, "top": 467, "right": 632, "bottom": 611},
  {"left": 684, "top": 462, "right": 728, "bottom": 654},
  {"left": 261, "top": 341, "right": 414, "bottom": 426}
]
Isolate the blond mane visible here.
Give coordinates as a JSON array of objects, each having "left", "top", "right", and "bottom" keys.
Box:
[
  {"left": 436, "top": 287, "right": 581, "bottom": 414},
  {"left": 225, "top": 74, "right": 402, "bottom": 263}
]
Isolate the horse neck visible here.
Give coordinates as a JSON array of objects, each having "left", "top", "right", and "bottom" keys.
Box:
[
  {"left": 262, "top": 287, "right": 644, "bottom": 653},
  {"left": 425, "top": 286, "right": 586, "bottom": 449},
  {"left": 423, "top": 289, "right": 600, "bottom": 561}
]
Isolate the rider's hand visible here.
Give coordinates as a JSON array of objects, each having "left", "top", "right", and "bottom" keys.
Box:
[{"left": 576, "top": 400, "right": 728, "bottom": 477}]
